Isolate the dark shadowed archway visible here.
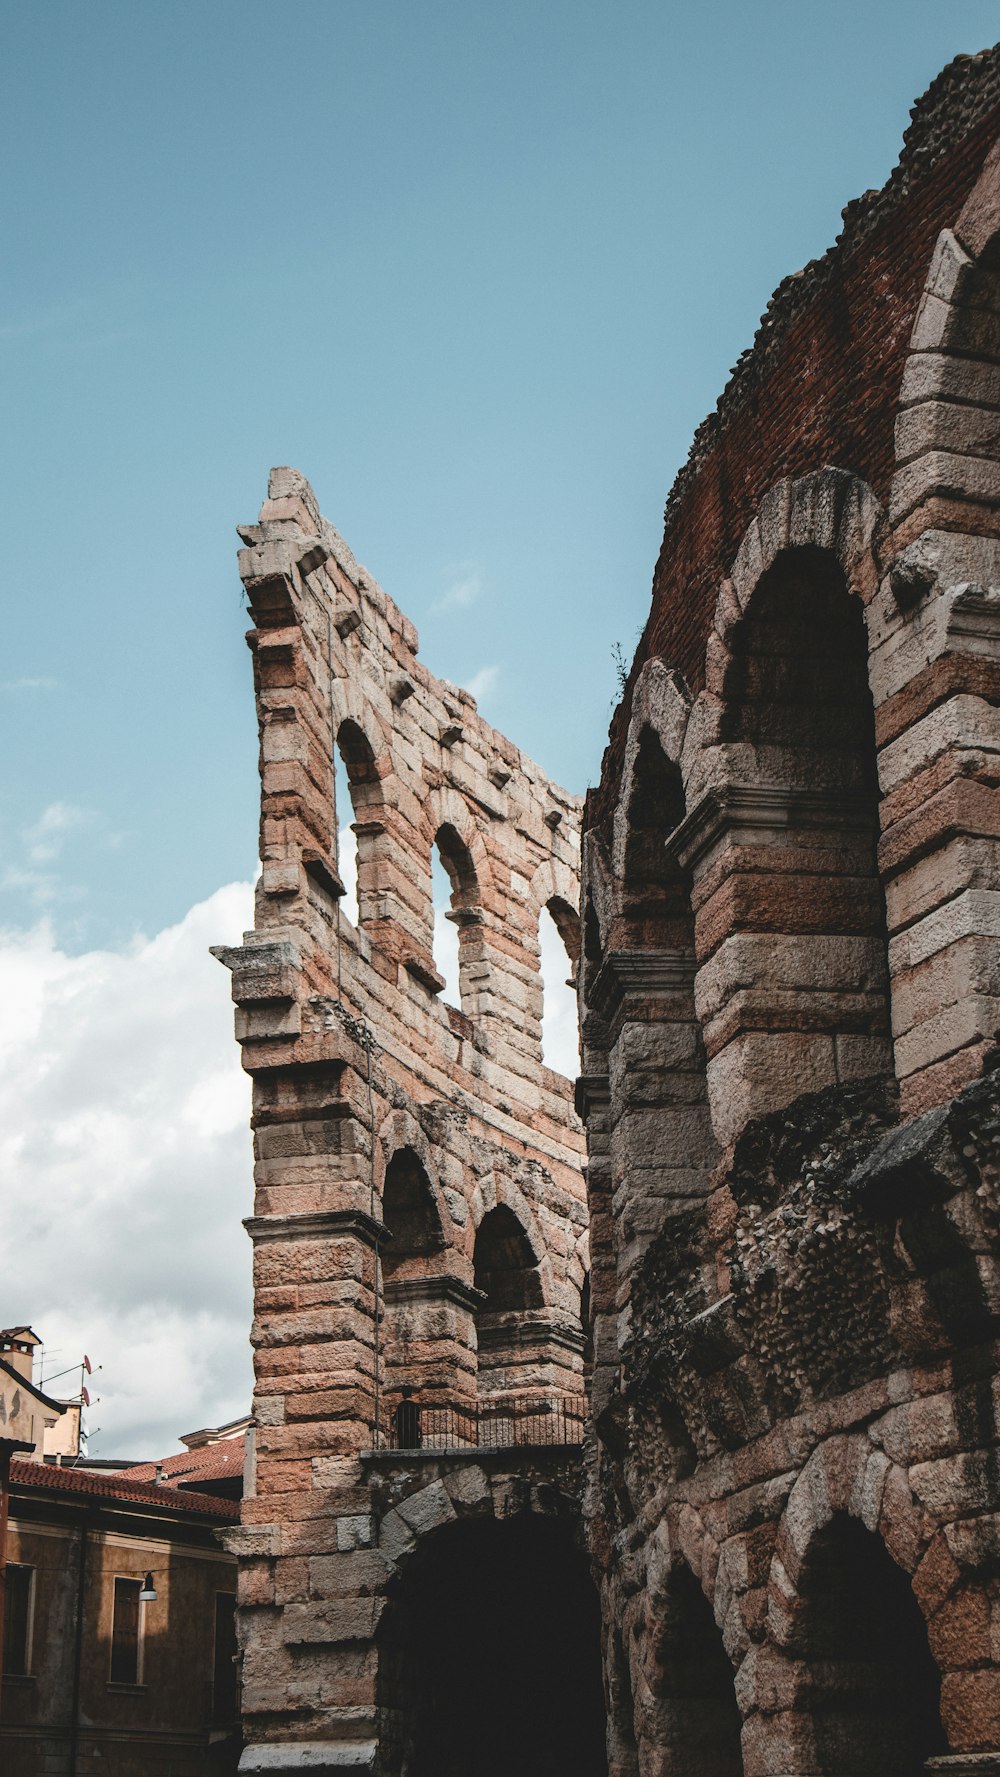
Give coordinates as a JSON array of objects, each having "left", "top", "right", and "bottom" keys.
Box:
[
  {"left": 377, "top": 1513, "right": 607, "bottom": 1777},
  {"left": 795, "top": 1514, "right": 946, "bottom": 1776},
  {"left": 639, "top": 1563, "right": 743, "bottom": 1777}
]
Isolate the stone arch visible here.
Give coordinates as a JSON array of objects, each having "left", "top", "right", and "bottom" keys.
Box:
[
  {"left": 423, "top": 786, "right": 494, "bottom": 1016},
  {"left": 682, "top": 472, "right": 892, "bottom": 1146},
  {"left": 599, "top": 659, "right": 718, "bottom": 1285},
  {"left": 329, "top": 687, "right": 394, "bottom": 930},
  {"left": 375, "top": 1108, "right": 450, "bottom": 1243},
  {"left": 611, "top": 658, "right": 692, "bottom": 882},
  {"left": 638, "top": 1516, "right": 744, "bottom": 1777},
  {"left": 880, "top": 151, "right": 1000, "bottom": 1109},
  {"left": 375, "top": 1476, "right": 605, "bottom": 1777},
  {"left": 375, "top": 1111, "right": 472, "bottom": 1413},
  {"left": 468, "top": 1173, "right": 553, "bottom": 1291},
  {"left": 892, "top": 138, "right": 1000, "bottom": 550},
  {"left": 528, "top": 857, "right": 582, "bottom": 1075},
  {"left": 761, "top": 1440, "right": 947, "bottom": 1777},
  {"left": 467, "top": 1174, "right": 577, "bottom": 1398}
]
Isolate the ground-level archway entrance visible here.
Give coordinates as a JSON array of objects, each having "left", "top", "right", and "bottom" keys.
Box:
[{"left": 377, "top": 1512, "right": 606, "bottom": 1777}]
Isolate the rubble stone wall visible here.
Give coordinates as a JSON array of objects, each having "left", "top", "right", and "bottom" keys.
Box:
[
  {"left": 218, "top": 471, "right": 588, "bottom": 1771},
  {"left": 581, "top": 50, "right": 1000, "bottom": 1777}
]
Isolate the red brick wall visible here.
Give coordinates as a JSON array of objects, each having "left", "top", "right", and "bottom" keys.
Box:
[{"left": 588, "top": 53, "right": 1000, "bottom": 834}]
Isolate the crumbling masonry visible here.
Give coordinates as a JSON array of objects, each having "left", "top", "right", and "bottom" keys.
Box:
[
  {"left": 222, "top": 45, "right": 1000, "bottom": 1777},
  {"left": 218, "top": 470, "right": 599, "bottom": 1776}
]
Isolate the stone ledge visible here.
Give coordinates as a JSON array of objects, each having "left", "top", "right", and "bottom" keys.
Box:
[
  {"left": 239, "top": 1745, "right": 376, "bottom": 1774},
  {"left": 243, "top": 1209, "right": 390, "bottom": 1249}
]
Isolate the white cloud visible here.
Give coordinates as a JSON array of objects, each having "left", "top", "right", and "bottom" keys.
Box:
[
  {"left": 0, "top": 676, "right": 58, "bottom": 693},
  {"left": 465, "top": 665, "right": 499, "bottom": 704},
  {"left": 433, "top": 565, "right": 482, "bottom": 613},
  {"left": 25, "top": 800, "right": 90, "bottom": 864},
  {"left": 0, "top": 881, "right": 255, "bottom": 1458}
]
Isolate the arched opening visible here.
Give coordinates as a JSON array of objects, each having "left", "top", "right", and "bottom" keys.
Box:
[
  {"left": 381, "top": 1148, "right": 443, "bottom": 1282},
  {"left": 474, "top": 1205, "right": 543, "bottom": 1311},
  {"left": 334, "top": 718, "right": 381, "bottom": 927},
  {"left": 380, "top": 1148, "right": 446, "bottom": 1411},
  {"left": 704, "top": 546, "right": 891, "bottom": 1133},
  {"left": 609, "top": 724, "right": 716, "bottom": 1278},
  {"left": 432, "top": 822, "right": 482, "bottom": 1015},
  {"left": 377, "top": 1513, "right": 607, "bottom": 1777},
  {"left": 473, "top": 1205, "right": 544, "bottom": 1396},
  {"left": 539, "top": 897, "right": 581, "bottom": 1076},
  {"left": 621, "top": 726, "right": 691, "bottom": 949},
  {"left": 794, "top": 1515, "right": 946, "bottom": 1776},
  {"left": 639, "top": 1564, "right": 743, "bottom": 1777}
]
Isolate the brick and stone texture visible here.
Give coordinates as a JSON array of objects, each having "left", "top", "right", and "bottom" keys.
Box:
[
  {"left": 218, "top": 470, "right": 591, "bottom": 1773},
  {"left": 581, "top": 49, "right": 1000, "bottom": 1777}
]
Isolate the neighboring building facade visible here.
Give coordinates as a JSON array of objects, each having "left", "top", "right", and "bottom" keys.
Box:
[
  {"left": 218, "top": 475, "right": 598, "bottom": 1774},
  {"left": 579, "top": 46, "right": 1000, "bottom": 1777},
  {"left": 1, "top": 1458, "right": 241, "bottom": 1777}
]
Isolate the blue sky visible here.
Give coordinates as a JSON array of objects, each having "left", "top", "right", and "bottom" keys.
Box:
[
  {"left": 3, "top": 4, "right": 999, "bottom": 1452},
  {"left": 3, "top": 1, "right": 999, "bottom": 950}
]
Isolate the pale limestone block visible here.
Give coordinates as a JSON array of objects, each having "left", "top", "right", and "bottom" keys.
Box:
[
  {"left": 395, "top": 1480, "right": 457, "bottom": 1537},
  {"left": 888, "top": 888, "right": 1000, "bottom": 972},
  {"left": 891, "top": 934, "right": 1000, "bottom": 1036},
  {"left": 337, "top": 1515, "right": 374, "bottom": 1550},
  {"left": 899, "top": 349, "right": 1000, "bottom": 411},
  {"left": 891, "top": 450, "right": 1000, "bottom": 528},
  {"left": 706, "top": 1032, "right": 838, "bottom": 1147},
  {"left": 896, "top": 397, "right": 1000, "bottom": 469},
  {"left": 879, "top": 693, "right": 1000, "bottom": 793},
  {"left": 695, "top": 934, "right": 885, "bottom": 1024},
  {"left": 886, "top": 838, "right": 1000, "bottom": 935},
  {"left": 894, "top": 993, "right": 1000, "bottom": 1080}
]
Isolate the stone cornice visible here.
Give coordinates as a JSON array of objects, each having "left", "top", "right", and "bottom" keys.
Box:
[
  {"left": 381, "top": 1274, "right": 486, "bottom": 1311},
  {"left": 243, "top": 1208, "right": 390, "bottom": 1249},
  {"left": 588, "top": 950, "right": 696, "bottom": 1026},
  {"left": 574, "top": 1073, "right": 610, "bottom": 1120},
  {"left": 478, "top": 1317, "right": 586, "bottom": 1356},
  {"left": 665, "top": 782, "right": 874, "bottom": 873}
]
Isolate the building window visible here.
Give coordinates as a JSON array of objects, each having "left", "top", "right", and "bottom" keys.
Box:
[
  {"left": 109, "top": 1577, "right": 142, "bottom": 1685},
  {"left": 3, "top": 1564, "right": 33, "bottom": 1676},
  {"left": 212, "top": 1592, "right": 238, "bottom": 1725}
]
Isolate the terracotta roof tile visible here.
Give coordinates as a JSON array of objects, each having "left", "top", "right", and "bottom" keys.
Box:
[
  {"left": 9, "top": 1458, "right": 239, "bottom": 1521},
  {"left": 128, "top": 1440, "right": 244, "bottom": 1487}
]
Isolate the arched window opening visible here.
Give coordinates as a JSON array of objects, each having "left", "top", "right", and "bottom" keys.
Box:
[
  {"left": 640, "top": 1565, "right": 743, "bottom": 1777},
  {"left": 795, "top": 1515, "right": 945, "bottom": 1776},
  {"left": 621, "top": 726, "right": 694, "bottom": 952},
  {"left": 473, "top": 1206, "right": 543, "bottom": 1313},
  {"left": 720, "top": 548, "right": 879, "bottom": 787},
  {"left": 432, "top": 822, "right": 483, "bottom": 1015},
  {"left": 377, "top": 1515, "right": 606, "bottom": 1777},
  {"left": 333, "top": 741, "right": 359, "bottom": 924},
  {"left": 716, "top": 546, "right": 891, "bottom": 1086},
  {"left": 334, "top": 719, "right": 381, "bottom": 927},
  {"left": 381, "top": 1148, "right": 444, "bottom": 1282},
  {"left": 539, "top": 898, "right": 581, "bottom": 1077}
]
